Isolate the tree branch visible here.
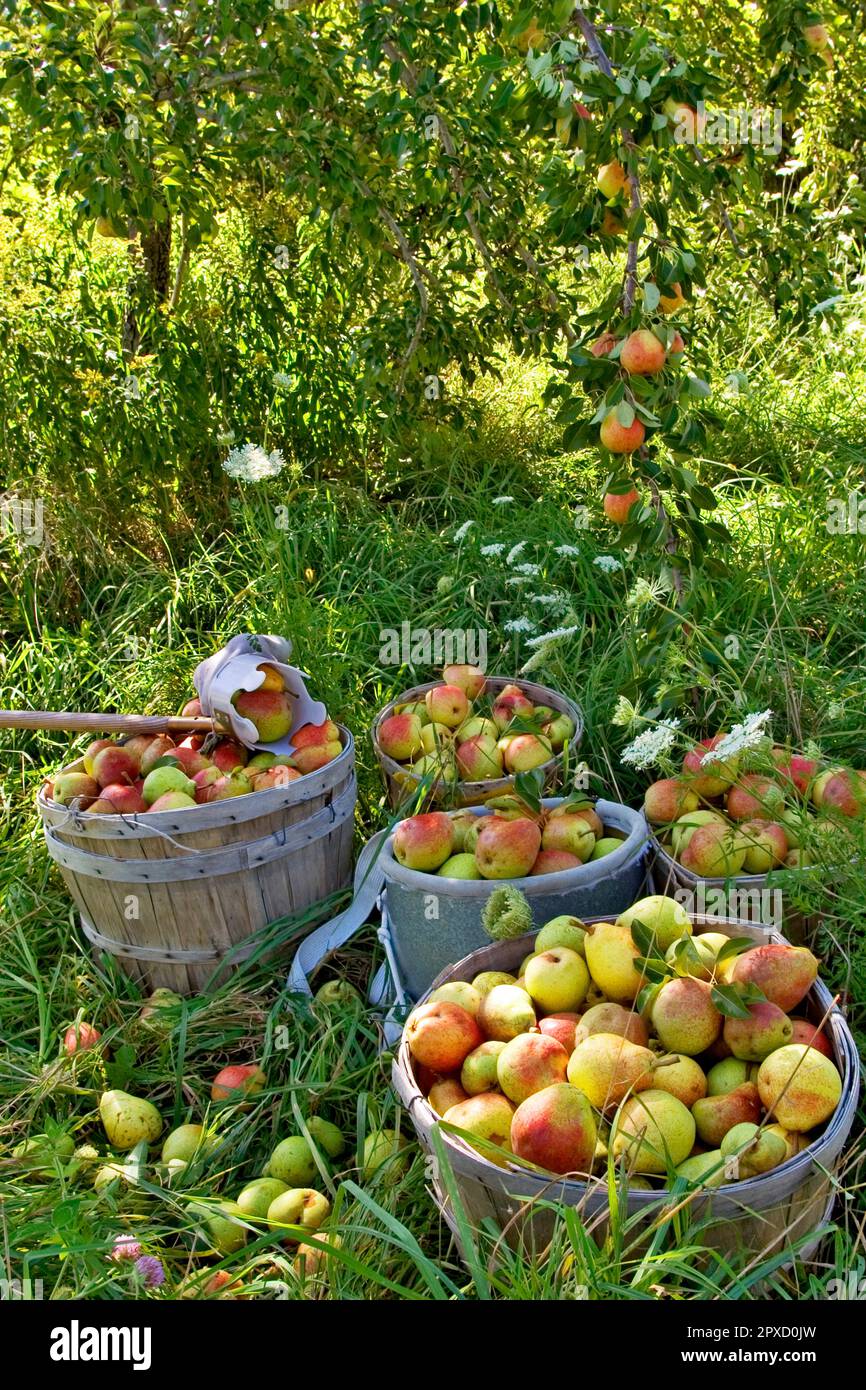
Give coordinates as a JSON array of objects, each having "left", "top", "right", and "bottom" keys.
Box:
[{"left": 356, "top": 179, "right": 428, "bottom": 394}]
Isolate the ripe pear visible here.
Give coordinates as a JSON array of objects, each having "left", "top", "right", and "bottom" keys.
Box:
[
  {"left": 616, "top": 895, "right": 692, "bottom": 953},
  {"left": 720, "top": 1122, "right": 787, "bottom": 1179},
  {"left": 611, "top": 1089, "right": 696, "bottom": 1174},
  {"left": 535, "top": 915, "right": 587, "bottom": 956},
  {"left": 650, "top": 1053, "right": 707, "bottom": 1107},
  {"left": 236, "top": 1177, "right": 289, "bottom": 1220},
  {"left": 477, "top": 984, "right": 536, "bottom": 1041},
  {"left": 650, "top": 977, "right": 722, "bottom": 1056},
  {"left": 706, "top": 1057, "right": 752, "bottom": 1095},
  {"left": 723, "top": 1000, "right": 793, "bottom": 1061},
  {"left": 189, "top": 1199, "right": 248, "bottom": 1254},
  {"left": 692, "top": 1083, "right": 761, "bottom": 1146},
  {"left": 764, "top": 1122, "right": 810, "bottom": 1161},
  {"left": 584, "top": 921, "right": 646, "bottom": 1002},
  {"left": 99, "top": 1090, "right": 163, "bottom": 1150},
  {"left": 732, "top": 945, "right": 819, "bottom": 1012},
  {"left": 362, "top": 1129, "right": 409, "bottom": 1182},
  {"left": 566, "top": 1032, "right": 655, "bottom": 1111},
  {"left": 756, "top": 1044, "right": 842, "bottom": 1131},
  {"left": 161, "top": 1124, "right": 217, "bottom": 1165},
  {"left": 665, "top": 931, "right": 729, "bottom": 981},
  {"left": 307, "top": 1117, "right": 346, "bottom": 1159},
  {"left": 471, "top": 970, "right": 517, "bottom": 996},
  {"left": 671, "top": 809, "right": 726, "bottom": 857},
  {"left": 574, "top": 1002, "right": 649, "bottom": 1048},
  {"left": 267, "top": 1136, "right": 317, "bottom": 1186},
  {"left": 674, "top": 1150, "right": 726, "bottom": 1188}
]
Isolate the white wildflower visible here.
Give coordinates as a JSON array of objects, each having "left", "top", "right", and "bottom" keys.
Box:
[
  {"left": 594, "top": 555, "right": 623, "bottom": 574},
  {"left": 525, "top": 625, "right": 579, "bottom": 648},
  {"left": 519, "top": 646, "right": 550, "bottom": 675},
  {"left": 512, "top": 562, "right": 541, "bottom": 577},
  {"left": 827, "top": 700, "right": 845, "bottom": 722},
  {"left": 453, "top": 520, "right": 475, "bottom": 543},
  {"left": 507, "top": 541, "right": 527, "bottom": 564},
  {"left": 492, "top": 496, "right": 514, "bottom": 506},
  {"left": 272, "top": 371, "right": 294, "bottom": 391},
  {"left": 621, "top": 718, "right": 681, "bottom": 770},
  {"left": 555, "top": 544, "right": 580, "bottom": 557},
  {"left": 222, "top": 443, "right": 286, "bottom": 482},
  {"left": 626, "top": 576, "right": 668, "bottom": 609},
  {"left": 704, "top": 710, "right": 773, "bottom": 763},
  {"left": 505, "top": 575, "right": 531, "bottom": 587},
  {"left": 216, "top": 428, "right": 236, "bottom": 448},
  {"left": 531, "top": 593, "right": 569, "bottom": 611},
  {"left": 611, "top": 696, "right": 639, "bottom": 730},
  {"left": 504, "top": 617, "right": 537, "bottom": 634},
  {"left": 480, "top": 543, "right": 506, "bottom": 556}
]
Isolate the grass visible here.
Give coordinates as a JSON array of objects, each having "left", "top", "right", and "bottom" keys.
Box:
[{"left": 3, "top": 266, "right": 866, "bottom": 1299}]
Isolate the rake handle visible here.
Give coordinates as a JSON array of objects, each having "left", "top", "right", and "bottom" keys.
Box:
[{"left": 0, "top": 710, "right": 218, "bottom": 737}]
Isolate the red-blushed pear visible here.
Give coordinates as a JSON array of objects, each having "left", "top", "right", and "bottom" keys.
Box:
[
  {"left": 691, "top": 1082, "right": 762, "bottom": 1146},
  {"left": 93, "top": 783, "right": 148, "bottom": 815},
  {"left": 530, "top": 849, "right": 582, "bottom": 874},
  {"left": 600, "top": 410, "right": 645, "bottom": 453},
  {"left": 442, "top": 664, "right": 486, "bottom": 699},
  {"left": 600, "top": 209, "right": 625, "bottom": 237},
  {"left": 525, "top": 947, "right": 590, "bottom": 1012},
  {"left": 405, "top": 1000, "right": 482, "bottom": 1072},
  {"left": 603, "top": 487, "right": 640, "bottom": 524},
  {"left": 726, "top": 774, "right": 785, "bottom": 821},
  {"left": 597, "top": 159, "right": 627, "bottom": 199},
  {"left": 425, "top": 683, "right": 469, "bottom": 729},
  {"left": 427, "top": 1079, "right": 468, "bottom": 1116},
  {"left": 681, "top": 822, "right": 747, "bottom": 877},
  {"left": 682, "top": 735, "right": 738, "bottom": 796},
  {"left": 541, "top": 713, "right": 575, "bottom": 749},
  {"left": 378, "top": 711, "right": 424, "bottom": 762},
  {"left": 663, "top": 98, "right": 705, "bottom": 145},
  {"left": 671, "top": 809, "right": 729, "bottom": 857},
  {"left": 658, "top": 281, "right": 687, "bottom": 315},
  {"left": 538, "top": 1012, "right": 582, "bottom": 1053},
  {"left": 620, "top": 329, "right": 667, "bottom": 375},
  {"left": 211, "top": 1063, "right": 266, "bottom": 1103},
  {"left": 205, "top": 772, "right": 253, "bottom": 802},
  {"left": 541, "top": 811, "right": 595, "bottom": 861},
  {"left": 803, "top": 22, "right": 830, "bottom": 50},
  {"left": 566, "top": 1033, "right": 655, "bottom": 1111},
  {"left": 64, "top": 1021, "right": 102, "bottom": 1056},
  {"left": 738, "top": 819, "right": 789, "bottom": 873},
  {"left": 181, "top": 697, "right": 202, "bottom": 718},
  {"left": 443, "top": 1093, "right": 515, "bottom": 1167},
  {"left": 139, "top": 735, "right": 177, "bottom": 776},
  {"left": 121, "top": 734, "right": 156, "bottom": 769},
  {"left": 255, "top": 662, "right": 285, "bottom": 693},
  {"left": 233, "top": 687, "right": 293, "bottom": 742},
  {"left": 147, "top": 791, "right": 197, "bottom": 812},
  {"left": 574, "top": 1002, "right": 649, "bottom": 1048},
  {"left": 590, "top": 331, "right": 618, "bottom": 357},
  {"left": 724, "top": 1000, "right": 793, "bottom": 1061},
  {"left": 554, "top": 803, "right": 603, "bottom": 837},
  {"left": 813, "top": 769, "right": 865, "bottom": 818},
  {"left": 474, "top": 816, "right": 541, "bottom": 879},
  {"left": 644, "top": 778, "right": 700, "bottom": 824},
  {"left": 788, "top": 1018, "right": 833, "bottom": 1058},
  {"left": 211, "top": 738, "right": 249, "bottom": 772},
  {"left": 91, "top": 744, "right": 138, "bottom": 789},
  {"left": 192, "top": 766, "right": 221, "bottom": 803},
  {"left": 250, "top": 766, "right": 302, "bottom": 792},
  {"left": 511, "top": 1083, "right": 596, "bottom": 1175},
  {"left": 477, "top": 984, "right": 536, "bottom": 1041},
  {"left": 776, "top": 754, "right": 819, "bottom": 795},
  {"left": 491, "top": 689, "right": 534, "bottom": 731},
  {"left": 456, "top": 734, "right": 503, "bottom": 780},
  {"left": 504, "top": 733, "right": 552, "bottom": 774},
  {"left": 461, "top": 1039, "right": 507, "bottom": 1095},
  {"left": 670, "top": 330, "right": 685, "bottom": 354},
  {"left": 651, "top": 977, "right": 722, "bottom": 1055},
  {"left": 291, "top": 742, "right": 341, "bottom": 774},
  {"left": 83, "top": 739, "right": 113, "bottom": 775},
  {"left": 496, "top": 1032, "right": 569, "bottom": 1105},
  {"left": 757, "top": 1044, "right": 841, "bottom": 1131},
  {"left": 731, "top": 943, "right": 818, "bottom": 1012},
  {"left": 393, "top": 811, "right": 454, "bottom": 871},
  {"left": 168, "top": 744, "right": 212, "bottom": 777},
  {"left": 291, "top": 720, "right": 340, "bottom": 749}
]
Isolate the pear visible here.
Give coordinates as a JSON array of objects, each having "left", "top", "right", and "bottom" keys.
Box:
[
  {"left": 236, "top": 1177, "right": 289, "bottom": 1219},
  {"left": 650, "top": 977, "right": 722, "bottom": 1056},
  {"left": 649, "top": 1053, "right": 707, "bottom": 1108},
  {"left": 731, "top": 944, "right": 819, "bottom": 1012},
  {"left": 756, "top": 1044, "right": 842, "bottom": 1131},
  {"left": 665, "top": 931, "right": 729, "bottom": 981},
  {"left": 706, "top": 1057, "right": 752, "bottom": 1095},
  {"left": 535, "top": 915, "right": 587, "bottom": 956},
  {"left": 720, "top": 1122, "right": 787, "bottom": 1178},
  {"left": 189, "top": 1199, "right": 248, "bottom": 1254},
  {"left": 477, "top": 984, "right": 536, "bottom": 1041},
  {"left": 764, "top": 1122, "right": 810, "bottom": 1161},
  {"left": 723, "top": 1000, "right": 793, "bottom": 1061},
  {"left": 13, "top": 1133, "right": 74, "bottom": 1178},
  {"left": 307, "top": 1117, "right": 346, "bottom": 1160},
  {"left": 692, "top": 1083, "right": 761, "bottom": 1146},
  {"left": 161, "top": 1123, "right": 216, "bottom": 1165},
  {"left": 267, "top": 1136, "right": 317, "bottom": 1186},
  {"left": 99, "top": 1089, "right": 163, "bottom": 1150},
  {"left": 574, "top": 1002, "right": 649, "bottom": 1048},
  {"left": 673, "top": 1149, "right": 726, "bottom": 1188},
  {"left": 611, "top": 1089, "right": 696, "bottom": 1174},
  {"left": 566, "top": 1032, "right": 655, "bottom": 1111},
  {"left": 584, "top": 921, "right": 646, "bottom": 1002},
  {"left": 616, "top": 895, "right": 692, "bottom": 953}
]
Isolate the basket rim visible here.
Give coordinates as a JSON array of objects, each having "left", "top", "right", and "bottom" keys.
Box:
[
  {"left": 382, "top": 796, "right": 651, "bottom": 896},
  {"left": 394, "top": 914, "right": 860, "bottom": 1204},
  {"left": 37, "top": 725, "right": 355, "bottom": 836},
  {"left": 371, "top": 676, "right": 584, "bottom": 794}
]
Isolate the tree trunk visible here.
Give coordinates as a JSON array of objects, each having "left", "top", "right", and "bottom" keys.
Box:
[{"left": 122, "top": 213, "right": 172, "bottom": 356}]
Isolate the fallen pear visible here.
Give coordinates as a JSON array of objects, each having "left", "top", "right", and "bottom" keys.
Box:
[
  {"left": 99, "top": 1090, "right": 163, "bottom": 1150},
  {"left": 161, "top": 1123, "right": 217, "bottom": 1165},
  {"left": 189, "top": 1199, "right": 248, "bottom": 1254},
  {"left": 236, "top": 1177, "right": 289, "bottom": 1220}
]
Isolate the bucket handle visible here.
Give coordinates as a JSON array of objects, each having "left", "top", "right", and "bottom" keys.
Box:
[{"left": 286, "top": 828, "right": 390, "bottom": 995}]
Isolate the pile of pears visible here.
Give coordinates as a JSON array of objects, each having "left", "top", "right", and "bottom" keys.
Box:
[{"left": 406, "top": 895, "right": 844, "bottom": 1189}]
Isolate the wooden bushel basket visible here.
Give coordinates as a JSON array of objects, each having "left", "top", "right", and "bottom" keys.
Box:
[
  {"left": 37, "top": 728, "right": 356, "bottom": 994},
  {"left": 372, "top": 677, "right": 584, "bottom": 809},
  {"left": 393, "top": 916, "right": 859, "bottom": 1265}
]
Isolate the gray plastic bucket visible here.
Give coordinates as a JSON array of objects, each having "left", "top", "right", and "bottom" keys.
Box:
[{"left": 382, "top": 798, "right": 651, "bottom": 998}]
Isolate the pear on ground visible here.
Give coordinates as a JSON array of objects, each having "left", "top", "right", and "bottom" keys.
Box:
[
  {"left": 189, "top": 1200, "right": 248, "bottom": 1254},
  {"left": 236, "top": 1177, "right": 289, "bottom": 1219},
  {"left": 161, "top": 1124, "right": 216, "bottom": 1165},
  {"left": 99, "top": 1090, "right": 163, "bottom": 1150},
  {"left": 307, "top": 1117, "right": 346, "bottom": 1159},
  {"left": 267, "top": 1136, "right": 318, "bottom": 1186},
  {"left": 612, "top": 1089, "right": 695, "bottom": 1174},
  {"left": 566, "top": 1033, "right": 655, "bottom": 1111}
]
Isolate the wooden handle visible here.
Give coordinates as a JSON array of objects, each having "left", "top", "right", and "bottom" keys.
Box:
[{"left": 0, "top": 710, "right": 217, "bottom": 736}]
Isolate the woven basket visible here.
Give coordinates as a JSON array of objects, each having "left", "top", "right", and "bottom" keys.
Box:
[
  {"left": 37, "top": 728, "right": 356, "bottom": 994},
  {"left": 392, "top": 915, "right": 859, "bottom": 1263},
  {"left": 372, "top": 677, "right": 584, "bottom": 809}
]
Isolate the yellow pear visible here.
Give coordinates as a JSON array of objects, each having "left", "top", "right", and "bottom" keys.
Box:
[
  {"left": 566, "top": 1033, "right": 655, "bottom": 1111},
  {"left": 99, "top": 1089, "right": 163, "bottom": 1150},
  {"left": 584, "top": 921, "right": 646, "bottom": 1002},
  {"left": 612, "top": 1089, "right": 696, "bottom": 1174}
]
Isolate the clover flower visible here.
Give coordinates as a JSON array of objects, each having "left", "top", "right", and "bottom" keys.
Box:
[
  {"left": 109, "top": 1235, "right": 142, "bottom": 1263},
  {"left": 134, "top": 1256, "right": 165, "bottom": 1288}
]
